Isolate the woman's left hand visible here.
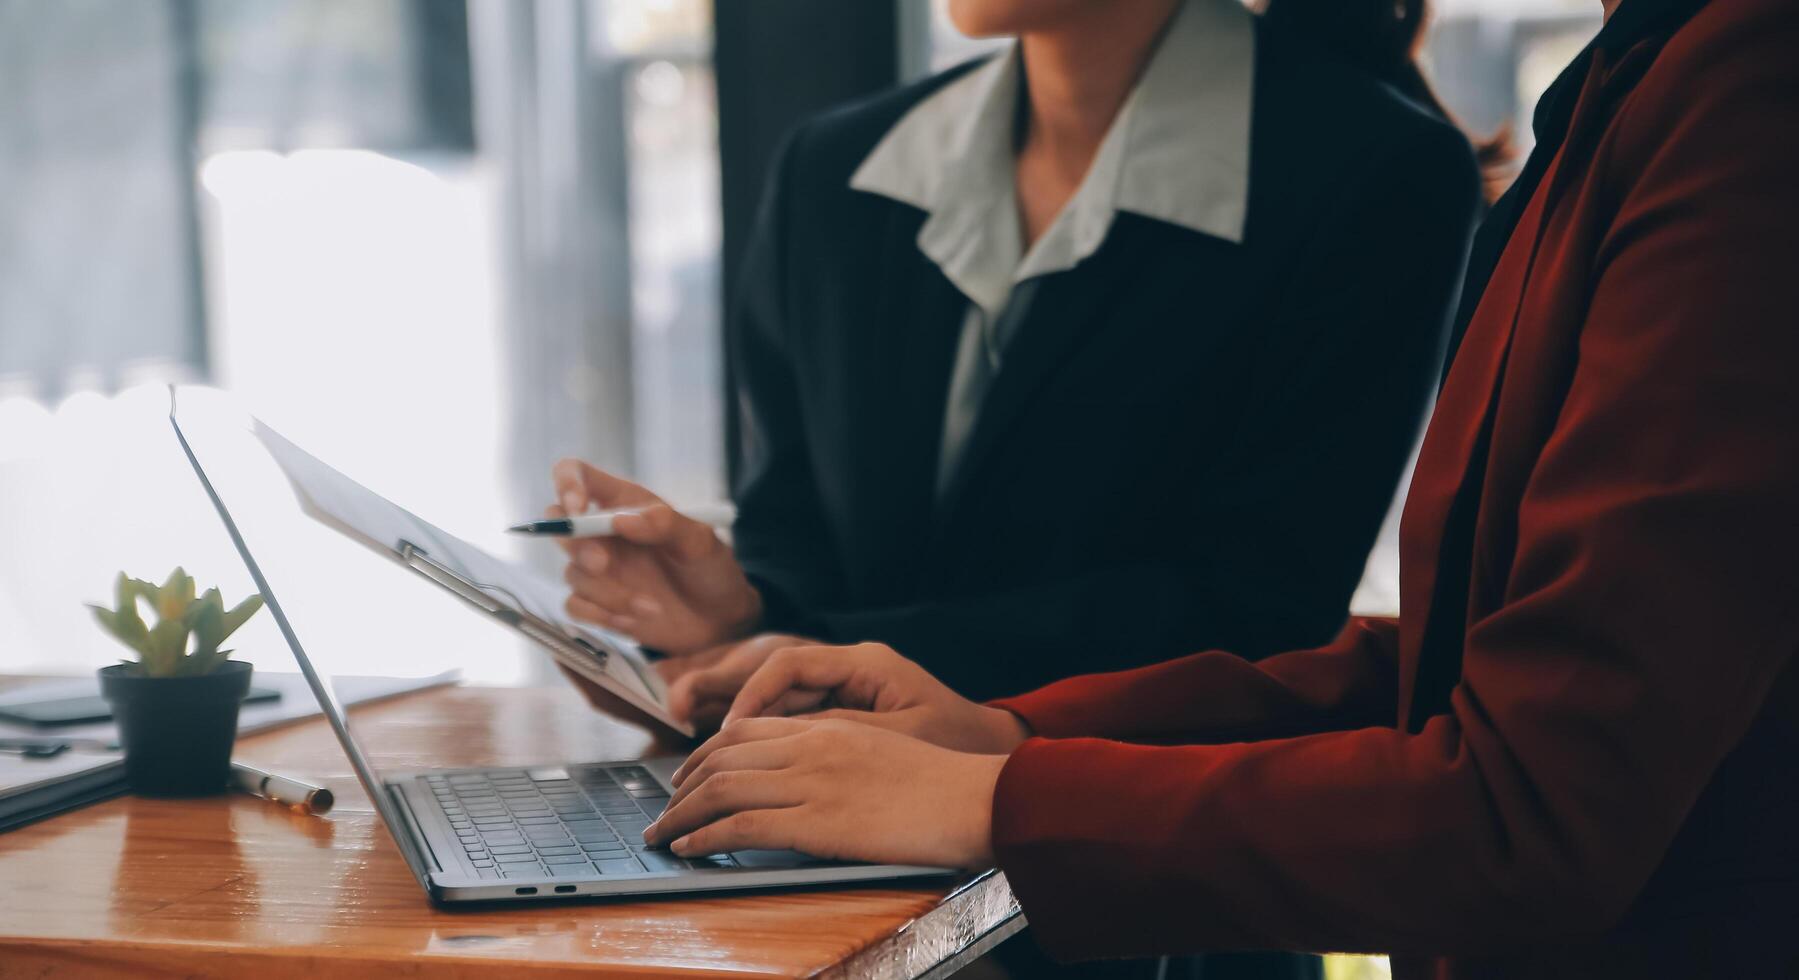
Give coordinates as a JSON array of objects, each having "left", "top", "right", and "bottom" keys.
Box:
[
  {"left": 660, "top": 633, "right": 815, "bottom": 730},
  {"left": 643, "top": 717, "right": 1007, "bottom": 869}
]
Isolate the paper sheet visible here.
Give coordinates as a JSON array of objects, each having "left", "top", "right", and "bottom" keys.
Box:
[{"left": 251, "top": 424, "right": 668, "bottom": 712}]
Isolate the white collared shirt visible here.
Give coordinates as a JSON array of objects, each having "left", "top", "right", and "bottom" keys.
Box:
[{"left": 849, "top": 0, "right": 1256, "bottom": 492}]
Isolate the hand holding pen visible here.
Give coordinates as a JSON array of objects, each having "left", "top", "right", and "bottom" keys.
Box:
[{"left": 520, "top": 460, "right": 763, "bottom": 657}]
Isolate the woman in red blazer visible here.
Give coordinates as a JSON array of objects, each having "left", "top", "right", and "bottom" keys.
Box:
[{"left": 643, "top": 0, "right": 1799, "bottom": 974}]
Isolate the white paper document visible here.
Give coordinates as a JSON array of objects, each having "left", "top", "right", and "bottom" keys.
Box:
[{"left": 250, "top": 423, "right": 679, "bottom": 732}]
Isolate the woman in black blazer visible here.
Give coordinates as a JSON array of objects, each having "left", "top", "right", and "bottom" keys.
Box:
[{"left": 552, "top": 0, "right": 1484, "bottom": 721}]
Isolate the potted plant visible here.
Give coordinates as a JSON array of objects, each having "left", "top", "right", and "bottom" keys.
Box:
[{"left": 89, "top": 569, "right": 264, "bottom": 797}]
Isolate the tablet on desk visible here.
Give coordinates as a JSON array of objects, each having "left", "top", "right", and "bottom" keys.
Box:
[{"left": 0, "top": 686, "right": 281, "bottom": 728}]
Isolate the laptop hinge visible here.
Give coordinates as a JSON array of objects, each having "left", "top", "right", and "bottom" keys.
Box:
[{"left": 386, "top": 781, "right": 444, "bottom": 880}]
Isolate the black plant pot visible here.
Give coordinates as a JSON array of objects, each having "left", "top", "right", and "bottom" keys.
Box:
[{"left": 98, "top": 660, "right": 252, "bottom": 797}]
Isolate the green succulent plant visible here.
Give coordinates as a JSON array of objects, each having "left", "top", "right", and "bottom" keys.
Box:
[{"left": 88, "top": 568, "right": 264, "bottom": 678}]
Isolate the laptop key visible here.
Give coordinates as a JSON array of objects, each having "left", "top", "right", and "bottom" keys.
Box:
[
  {"left": 572, "top": 829, "right": 617, "bottom": 844},
  {"left": 488, "top": 844, "right": 533, "bottom": 855},
  {"left": 595, "top": 857, "right": 645, "bottom": 875},
  {"left": 543, "top": 854, "right": 590, "bottom": 865},
  {"left": 534, "top": 846, "right": 580, "bottom": 857},
  {"left": 549, "top": 864, "right": 594, "bottom": 877},
  {"left": 471, "top": 860, "right": 495, "bottom": 869},
  {"left": 496, "top": 856, "right": 541, "bottom": 866},
  {"left": 636, "top": 851, "right": 686, "bottom": 873},
  {"left": 579, "top": 841, "right": 626, "bottom": 853},
  {"left": 477, "top": 869, "right": 502, "bottom": 879}
]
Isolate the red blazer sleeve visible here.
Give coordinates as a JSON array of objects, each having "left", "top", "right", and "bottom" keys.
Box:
[
  {"left": 991, "top": 9, "right": 1799, "bottom": 960},
  {"left": 989, "top": 617, "right": 1400, "bottom": 744}
]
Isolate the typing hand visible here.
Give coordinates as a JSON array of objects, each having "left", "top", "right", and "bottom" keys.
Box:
[
  {"left": 717, "top": 642, "right": 1031, "bottom": 755},
  {"left": 661, "top": 633, "right": 815, "bottom": 731},
  {"left": 551, "top": 459, "right": 762, "bottom": 655},
  {"left": 644, "top": 717, "right": 1006, "bottom": 869}
]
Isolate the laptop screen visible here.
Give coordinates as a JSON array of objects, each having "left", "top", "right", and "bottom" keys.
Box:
[{"left": 167, "top": 389, "right": 670, "bottom": 831}]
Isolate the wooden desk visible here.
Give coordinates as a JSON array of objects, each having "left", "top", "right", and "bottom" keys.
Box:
[{"left": 0, "top": 683, "right": 1023, "bottom": 978}]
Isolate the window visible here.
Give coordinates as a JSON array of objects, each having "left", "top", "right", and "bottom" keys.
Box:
[{"left": 0, "top": 0, "right": 723, "bottom": 683}]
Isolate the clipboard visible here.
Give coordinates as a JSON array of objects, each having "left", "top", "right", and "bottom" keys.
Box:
[
  {"left": 393, "top": 539, "right": 682, "bottom": 735},
  {"left": 211, "top": 413, "right": 694, "bottom": 739}
]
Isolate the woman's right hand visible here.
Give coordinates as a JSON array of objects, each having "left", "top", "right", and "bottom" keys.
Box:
[
  {"left": 713, "top": 642, "right": 1032, "bottom": 756},
  {"left": 552, "top": 459, "right": 763, "bottom": 656}
]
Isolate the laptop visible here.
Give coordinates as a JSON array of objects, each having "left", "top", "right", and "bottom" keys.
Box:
[{"left": 169, "top": 391, "right": 951, "bottom": 903}]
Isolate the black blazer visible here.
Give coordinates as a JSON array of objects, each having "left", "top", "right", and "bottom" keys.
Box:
[{"left": 728, "top": 23, "right": 1481, "bottom": 702}]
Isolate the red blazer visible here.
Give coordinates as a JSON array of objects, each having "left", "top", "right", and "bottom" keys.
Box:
[{"left": 988, "top": 2, "right": 1799, "bottom": 976}]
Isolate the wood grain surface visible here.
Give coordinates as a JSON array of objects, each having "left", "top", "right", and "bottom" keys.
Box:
[{"left": 0, "top": 682, "right": 1021, "bottom": 978}]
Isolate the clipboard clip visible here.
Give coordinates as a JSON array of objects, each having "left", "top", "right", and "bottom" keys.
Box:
[
  {"left": 395, "top": 540, "right": 609, "bottom": 668},
  {"left": 397, "top": 540, "right": 522, "bottom": 618}
]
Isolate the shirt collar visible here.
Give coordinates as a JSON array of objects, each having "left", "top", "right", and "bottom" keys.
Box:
[{"left": 850, "top": 0, "right": 1254, "bottom": 313}]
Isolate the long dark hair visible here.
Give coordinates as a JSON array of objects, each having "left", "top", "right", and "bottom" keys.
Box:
[{"left": 1259, "top": 0, "right": 1514, "bottom": 196}]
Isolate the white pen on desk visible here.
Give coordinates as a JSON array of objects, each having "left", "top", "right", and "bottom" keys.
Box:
[
  {"left": 507, "top": 504, "right": 736, "bottom": 538},
  {"left": 230, "top": 762, "right": 334, "bottom": 816}
]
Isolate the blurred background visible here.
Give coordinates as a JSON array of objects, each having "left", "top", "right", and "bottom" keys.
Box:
[
  {"left": 0, "top": 0, "right": 1601, "bottom": 689},
  {"left": 0, "top": 4, "right": 1611, "bottom": 973}
]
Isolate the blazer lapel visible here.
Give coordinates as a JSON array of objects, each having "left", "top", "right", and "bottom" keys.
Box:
[
  {"left": 858, "top": 208, "right": 969, "bottom": 564},
  {"left": 932, "top": 224, "right": 1150, "bottom": 530},
  {"left": 1395, "top": 62, "right": 1614, "bottom": 729}
]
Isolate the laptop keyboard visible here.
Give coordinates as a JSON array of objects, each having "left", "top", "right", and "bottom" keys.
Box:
[{"left": 426, "top": 764, "right": 737, "bottom": 880}]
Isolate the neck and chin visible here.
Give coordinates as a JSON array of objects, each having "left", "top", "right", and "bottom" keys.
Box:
[{"left": 1011, "top": 0, "right": 1180, "bottom": 173}]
